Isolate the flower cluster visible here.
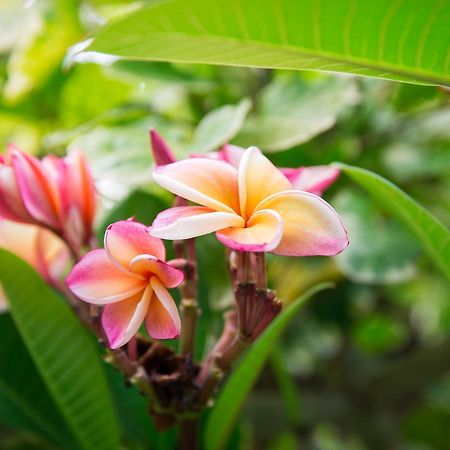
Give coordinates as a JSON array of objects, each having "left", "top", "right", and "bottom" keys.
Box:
[{"left": 0, "top": 145, "right": 96, "bottom": 251}]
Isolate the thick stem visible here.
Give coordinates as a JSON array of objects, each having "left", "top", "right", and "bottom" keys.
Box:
[
  {"left": 180, "top": 419, "right": 198, "bottom": 450},
  {"left": 179, "top": 298, "right": 199, "bottom": 356},
  {"left": 254, "top": 252, "right": 266, "bottom": 290}
]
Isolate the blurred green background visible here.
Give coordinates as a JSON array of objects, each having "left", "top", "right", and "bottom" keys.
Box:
[{"left": 0, "top": 1, "right": 449, "bottom": 450}]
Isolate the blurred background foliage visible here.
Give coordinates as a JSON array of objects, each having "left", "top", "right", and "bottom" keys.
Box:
[{"left": 0, "top": 1, "right": 449, "bottom": 450}]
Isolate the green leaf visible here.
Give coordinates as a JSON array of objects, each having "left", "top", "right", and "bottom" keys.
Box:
[
  {"left": 204, "top": 283, "right": 332, "bottom": 450},
  {"left": 0, "top": 249, "right": 121, "bottom": 450},
  {"left": 187, "top": 98, "right": 251, "bottom": 153},
  {"left": 0, "top": 315, "right": 74, "bottom": 448},
  {"left": 333, "top": 189, "right": 420, "bottom": 284},
  {"left": 336, "top": 164, "right": 450, "bottom": 280},
  {"left": 235, "top": 76, "right": 359, "bottom": 152},
  {"left": 4, "top": 0, "right": 82, "bottom": 103},
  {"left": 89, "top": 0, "right": 450, "bottom": 86}
]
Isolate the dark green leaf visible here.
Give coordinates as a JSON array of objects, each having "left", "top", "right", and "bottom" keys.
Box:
[{"left": 0, "top": 249, "right": 121, "bottom": 450}]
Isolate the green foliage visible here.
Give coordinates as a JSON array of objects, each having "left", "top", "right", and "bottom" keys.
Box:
[
  {"left": 334, "top": 189, "right": 420, "bottom": 284},
  {"left": 89, "top": 0, "right": 450, "bottom": 85},
  {"left": 337, "top": 164, "right": 450, "bottom": 280},
  {"left": 0, "top": 315, "right": 74, "bottom": 448},
  {"left": 0, "top": 249, "right": 120, "bottom": 450},
  {"left": 236, "top": 76, "right": 359, "bottom": 152},
  {"left": 204, "top": 283, "right": 333, "bottom": 450}
]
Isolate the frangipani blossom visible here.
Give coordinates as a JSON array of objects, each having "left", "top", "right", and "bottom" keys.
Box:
[
  {"left": 198, "top": 144, "right": 339, "bottom": 196},
  {"left": 0, "top": 145, "right": 96, "bottom": 249},
  {"left": 0, "top": 219, "right": 70, "bottom": 312},
  {"left": 151, "top": 147, "right": 348, "bottom": 256},
  {"left": 67, "top": 220, "right": 183, "bottom": 348}
]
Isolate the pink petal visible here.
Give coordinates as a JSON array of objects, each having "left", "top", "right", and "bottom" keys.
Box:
[
  {"left": 66, "top": 249, "right": 145, "bottom": 304},
  {"left": 257, "top": 190, "right": 348, "bottom": 256},
  {"left": 64, "top": 150, "right": 97, "bottom": 237},
  {"left": 150, "top": 129, "right": 177, "bottom": 166},
  {"left": 151, "top": 205, "right": 244, "bottom": 240},
  {"left": 105, "top": 220, "right": 166, "bottom": 269},
  {"left": 145, "top": 276, "right": 181, "bottom": 339},
  {"left": 11, "top": 148, "right": 62, "bottom": 229},
  {"left": 0, "top": 163, "right": 33, "bottom": 222},
  {"left": 281, "top": 166, "right": 339, "bottom": 196},
  {"left": 216, "top": 209, "right": 283, "bottom": 252},
  {"left": 218, "top": 144, "right": 245, "bottom": 168},
  {"left": 102, "top": 287, "right": 151, "bottom": 349},
  {"left": 130, "top": 254, "right": 184, "bottom": 288},
  {"left": 238, "top": 147, "right": 290, "bottom": 219},
  {"left": 153, "top": 158, "right": 240, "bottom": 213}
]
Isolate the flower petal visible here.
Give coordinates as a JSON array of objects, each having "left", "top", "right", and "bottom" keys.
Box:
[
  {"left": 151, "top": 206, "right": 244, "bottom": 240},
  {"left": 11, "top": 148, "right": 61, "bottom": 228},
  {"left": 66, "top": 249, "right": 145, "bottom": 304},
  {"left": 153, "top": 158, "right": 240, "bottom": 213},
  {"left": 37, "top": 228, "right": 70, "bottom": 281},
  {"left": 218, "top": 144, "right": 245, "bottom": 168},
  {"left": 239, "top": 147, "right": 290, "bottom": 219},
  {"left": 130, "top": 254, "right": 184, "bottom": 288},
  {"left": 102, "top": 286, "right": 151, "bottom": 349},
  {"left": 282, "top": 166, "right": 339, "bottom": 196},
  {"left": 0, "top": 164, "right": 33, "bottom": 222},
  {"left": 216, "top": 209, "right": 283, "bottom": 252},
  {"left": 150, "top": 129, "right": 177, "bottom": 166},
  {"left": 258, "top": 190, "right": 348, "bottom": 256},
  {"left": 146, "top": 276, "right": 181, "bottom": 339},
  {"left": 105, "top": 220, "right": 166, "bottom": 269}
]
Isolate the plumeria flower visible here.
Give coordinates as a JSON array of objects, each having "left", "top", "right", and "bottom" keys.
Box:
[
  {"left": 66, "top": 220, "right": 183, "bottom": 348},
  {"left": 0, "top": 219, "right": 70, "bottom": 313},
  {"left": 151, "top": 146, "right": 348, "bottom": 256},
  {"left": 0, "top": 145, "right": 96, "bottom": 249},
  {"left": 196, "top": 144, "right": 339, "bottom": 196},
  {"left": 150, "top": 132, "right": 339, "bottom": 197}
]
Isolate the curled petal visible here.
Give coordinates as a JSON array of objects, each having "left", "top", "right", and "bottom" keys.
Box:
[
  {"left": 102, "top": 287, "right": 150, "bottom": 349},
  {"left": 151, "top": 206, "right": 244, "bottom": 240},
  {"left": 153, "top": 159, "right": 240, "bottom": 213},
  {"left": 66, "top": 249, "right": 145, "bottom": 304},
  {"left": 105, "top": 220, "right": 166, "bottom": 269},
  {"left": 258, "top": 190, "right": 348, "bottom": 256},
  {"left": 146, "top": 277, "right": 181, "bottom": 339},
  {"left": 130, "top": 254, "right": 184, "bottom": 288},
  {"left": 150, "top": 129, "right": 177, "bottom": 166},
  {"left": 239, "top": 147, "right": 290, "bottom": 219},
  {"left": 11, "top": 148, "right": 61, "bottom": 228},
  {"left": 282, "top": 166, "right": 339, "bottom": 196},
  {"left": 216, "top": 209, "right": 283, "bottom": 252}
]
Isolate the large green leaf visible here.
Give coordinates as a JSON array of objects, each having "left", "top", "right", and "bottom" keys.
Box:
[
  {"left": 336, "top": 164, "right": 450, "bottom": 280},
  {"left": 0, "top": 315, "right": 74, "bottom": 448},
  {"left": 89, "top": 0, "right": 450, "bottom": 86},
  {"left": 204, "top": 283, "right": 332, "bottom": 450},
  {"left": 0, "top": 249, "right": 120, "bottom": 450}
]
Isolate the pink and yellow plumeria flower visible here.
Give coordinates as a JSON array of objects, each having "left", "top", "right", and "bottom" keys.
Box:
[
  {"left": 67, "top": 220, "right": 183, "bottom": 348},
  {"left": 199, "top": 144, "right": 339, "bottom": 197},
  {"left": 0, "top": 145, "right": 96, "bottom": 248},
  {"left": 151, "top": 147, "right": 348, "bottom": 256},
  {"left": 0, "top": 219, "right": 70, "bottom": 312}
]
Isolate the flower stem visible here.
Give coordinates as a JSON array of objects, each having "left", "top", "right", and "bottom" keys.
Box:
[{"left": 180, "top": 419, "right": 198, "bottom": 450}]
